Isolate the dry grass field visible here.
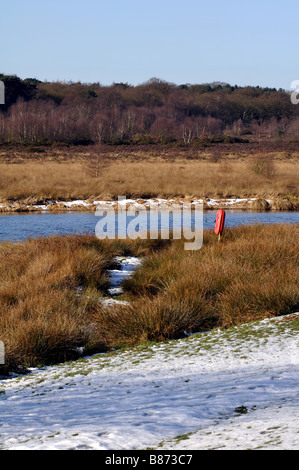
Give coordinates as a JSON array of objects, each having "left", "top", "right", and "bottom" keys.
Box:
[{"left": 0, "top": 143, "right": 298, "bottom": 209}]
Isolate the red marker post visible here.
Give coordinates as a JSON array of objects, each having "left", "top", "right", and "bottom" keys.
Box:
[{"left": 214, "top": 209, "right": 226, "bottom": 242}]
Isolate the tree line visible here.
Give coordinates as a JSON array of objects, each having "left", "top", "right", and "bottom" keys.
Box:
[{"left": 0, "top": 74, "right": 298, "bottom": 146}]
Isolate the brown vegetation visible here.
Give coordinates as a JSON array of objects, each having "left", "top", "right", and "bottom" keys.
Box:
[
  {"left": 0, "top": 225, "right": 298, "bottom": 374},
  {"left": 0, "top": 235, "right": 164, "bottom": 374},
  {"left": 1, "top": 75, "right": 299, "bottom": 146},
  {"left": 99, "top": 224, "right": 299, "bottom": 344},
  {"left": 0, "top": 144, "right": 298, "bottom": 208}
]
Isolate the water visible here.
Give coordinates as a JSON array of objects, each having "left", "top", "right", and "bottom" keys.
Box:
[{"left": 0, "top": 210, "right": 298, "bottom": 242}]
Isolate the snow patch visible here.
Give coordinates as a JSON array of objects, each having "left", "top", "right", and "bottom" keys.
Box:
[
  {"left": 107, "top": 256, "right": 142, "bottom": 296},
  {"left": 0, "top": 314, "right": 298, "bottom": 450}
]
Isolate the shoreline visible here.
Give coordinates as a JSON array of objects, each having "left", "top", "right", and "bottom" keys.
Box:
[{"left": 0, "top": 196, "right": 298, "bottom": 214}]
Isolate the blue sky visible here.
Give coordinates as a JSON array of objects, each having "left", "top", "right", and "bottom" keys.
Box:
[{"left": 1, "top": 0, "right": 298, "bottom": 89}]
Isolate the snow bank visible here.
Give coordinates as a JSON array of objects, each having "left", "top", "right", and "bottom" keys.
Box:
[
  {"left": 3, "top": 197, "right": 260, "bottom": 213},
  {"left": 0, "top": 314, "right": 298, "bottom": 450}
]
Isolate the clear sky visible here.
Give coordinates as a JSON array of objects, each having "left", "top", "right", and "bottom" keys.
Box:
[{"left": 1, "top": 0, "right": 298, "bottom": 89}]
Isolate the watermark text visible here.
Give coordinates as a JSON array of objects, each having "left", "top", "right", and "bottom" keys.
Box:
[
  {"left": 0, "top": 341, "right": 4, "bottom": 365},
  {"left": 0, "top": 81, "right": 4, "bottom": 105},
  {"left": 290, "top": 80, "right": 299, "bottom": 105},
  {"left": 95, "top": 197, "right": 203, "bottom": 251}
]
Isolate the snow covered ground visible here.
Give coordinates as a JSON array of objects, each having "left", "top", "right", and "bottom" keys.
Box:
[
  {"left": 1, "top": 196, "right": 259, "bottom": 213},
  {"left": 0, "top": 313, "right": 298, "bottom": 450},
  {"left": 107, "top": 256, "right": 143, "bottom": 297},
  {"left": 99, "top": 256, "right": 142, "bottom": 306}
]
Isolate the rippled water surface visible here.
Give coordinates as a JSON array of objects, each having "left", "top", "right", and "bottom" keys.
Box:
[{"left": 0, "top": 210, "right": 298, "bottom": 242}]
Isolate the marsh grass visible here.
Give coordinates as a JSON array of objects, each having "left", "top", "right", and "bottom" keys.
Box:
[
  {"left": 0, "top": 235, "right": 168, "bottom": 373},
  {"left": 250, "top": 198, "right": 270, "bottom": 211},
  {"left": 0, "top": 150, "right": 298, "bottom": 204},
  {"left": 0, "top": 224, "right": 298, "bottom": 374},
  {"left": 92, "top": 224, "right": 299, "bottom": 344}
]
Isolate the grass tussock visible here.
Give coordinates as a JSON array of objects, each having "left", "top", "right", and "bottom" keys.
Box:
[
  {"left": 91, "top": 224, "right": 299, "bottom": 345},
  {"left": 0, "top": 235, "right": 168, "bottom": 374},
  {"left": 0, "top": 225, "right": 298, "bottom": 374},
  {"left": 250, "top": 198, "right": 270, "bottom": 211}
]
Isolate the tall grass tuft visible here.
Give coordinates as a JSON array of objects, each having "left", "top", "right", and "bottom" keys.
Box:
[
  {"left": 0, "top": 235, "right": 166, "bottom": 374},
  {"left": 92, "top": 224, "right": 299, "bottom": 345},
  {"left": 251, "top": 198, "right": 270, "bottom": 211}
]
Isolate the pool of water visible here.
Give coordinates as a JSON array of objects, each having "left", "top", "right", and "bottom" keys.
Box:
[{"left": 0, "top": 210, "right": 298, "bottom": 242}]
